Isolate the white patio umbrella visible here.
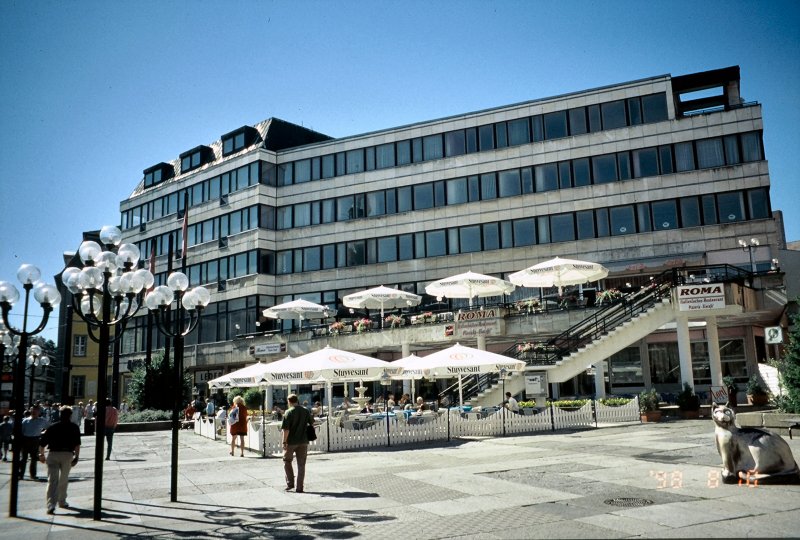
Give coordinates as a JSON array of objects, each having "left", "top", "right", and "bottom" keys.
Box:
[
  {"left": 343, "top": 286, "right": 421, "bottom": 327},
  {"left": 207, "top": 361, "right": 271, "bottom": 389},
  {"left": 286, "top": 346, "right": 400, "bottom": 382},
  {"left": 420, "top": 343, "right": 525, "bottom": 406},
  {"left": 263, "top": 299, "right": 330, "bottom": 329},
  {"left": 259, "top": 355, "right": 323, "bottom": 385},
  {"left": 508, "top": 256, "right": 608, "bottom": 295},
  {"left": 425, "top": 271, "right": 516, "bottom": 307}
]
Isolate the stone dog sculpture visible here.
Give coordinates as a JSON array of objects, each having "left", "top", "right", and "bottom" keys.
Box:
[{"left": 712, "top": 403, "right": 799, "bottom": 484}]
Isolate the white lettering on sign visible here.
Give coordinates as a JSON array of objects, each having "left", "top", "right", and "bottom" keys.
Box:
[{"left": 677, "top": 284, "right": 725, "bottom": 312}]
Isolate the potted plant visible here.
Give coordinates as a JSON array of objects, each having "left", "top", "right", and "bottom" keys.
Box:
[
  {"left": 355, "top": 318, "right": 372, "bottom": 333},
  {"left": 385, "top": 314, "right": 404, "bottom": 328},
  {"left": 515, "top": 298, "right": 541, "bottom": 314},
  {"left": 676, "top": 382, "right": 701, "bottom": 419},
  {"left": 746, "top": 375, "right": 769, "bottom": 406},
  {"left": 722, "top": 375, "right": 738, "bottom": 407},
  {"left": 328, "top": 321, "right": 344, "bottom": 335},
  {"left": 639, "top": 388, "right": 662, "bottom": 422},
  {"left": 596, "top": 288, "right": 623, "bottom": 306}
]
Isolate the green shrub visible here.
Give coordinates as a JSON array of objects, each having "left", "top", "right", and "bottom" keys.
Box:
[
  {"left": 517, "top": 401, "right": 538, "bottom": 408},
  {"left": 118, "top": 409, "right": 172, "bottom": 423},
  {"left": 599, "top": 397, "right": 632, "bottom": 407},
  {"left": 243, "top": 387, "right": 264, "bottom": 410},
  {"left": 676, "top": 382, "right": 701, "bottom": 411},
  {"left": 639, "top": 388, "right": 660, "bottom": 412},
  {"left": 547, "top": 399, "right": 589, "bottom": 408}
]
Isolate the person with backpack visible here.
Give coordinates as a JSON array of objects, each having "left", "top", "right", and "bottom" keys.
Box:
[
  {"left": 281, "top": 393, "right": 314, "bottom": 493},
  {"left": 228, "top": 395, "right": 247, "bottom": 457}
]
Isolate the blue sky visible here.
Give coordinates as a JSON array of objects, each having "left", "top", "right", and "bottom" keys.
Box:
[{"left": 1, "top": 0, "right": 798, "bottom": 341}]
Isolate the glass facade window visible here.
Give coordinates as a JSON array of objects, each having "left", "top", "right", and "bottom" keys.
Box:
[
  {"left": 573, "top": 158, "right": 591, "bottom": 187},
  {"left": 543, "top": 110, "right": 567, "bottom": 139},
  {"left": 423, "top": 134, "right": 443, "bottom": 160},
  {"left": 459, "top": 225, "right": 482, "bottom": 253},
  {"left": 550, "top": 213, "right": 575, "bottom": 242},
  {"left": 717, "top": 191, "right": 745, "bottom": 222},
  {"left": 366, "top": 191, "right": 385, "bottom": 217},
  {"left": 498, "top": 169, "right": 521, "bottom": 197},
  {"left": 609, "top": 347, "right": 643, "bottom": 386},
  {"left": 651, "top": 200, "right": 678, "bottom": 230},
  {"left": 702, "top": 194, "right": 718, "bottom": 225},
  {"left": 376, "top": 143, "right": 395, "bottom": 168},
  {"left": 481, "top": 173, "right": 497, "bottom": 200},
  {"left": 610, "top": 205, "right": 635, "bottom": 235},
  {"left": 601, "top": 100, "right": 626, "bottom": 130},
  {"left": 641, "top": 93, "right": 668, "bottom": 123},
  {"left": 445, "top": 130, "right": 466, "bottom": 157},
  {"left": 723, "top": 135, "right": 740, "bottom": 165},
  {"left": 346, "top": 149, "right": 365, "bottom": 174},
  {"left": 446, "top": 178, "right": 468, "bottom": 205},
  {"left": 627, "top": 98, "right": 642, "bottom": 126},
  {"left": 377, "top": 237, "right": 397, "bottom": 263},
  {"left": 483, "top": 222, "right": 499, "bottom": 251},
  {"left": 592, "top": 154, "right": 617, "bottom": 184},
  {"left": 495, "top": 122, "right": 508, "bottom": 148},
  {"left": 576, "top": 210, "right": 595, "bottom": 239},
  {"left": 398, "top": 234, "right": 414, "bottom": 260},
  {"left": 465, "top": 128, "right": 478, "bottom": 153},
  {"left": 513, "top": 218, "right": 536, "bottom": 246},
  {"left": 396, "top": 140, "right": 411, "bottom": 165},
  {"left": 741, "top": 132, "right": 763, "bottom": 162},
  {"left": 397, "top": 186, "right": 412, "bottom": 213},
  {"left": 478, "top": 124, "right": 494, "bottom": 151},
  {"left": 680, "top": 197, "right": 702, "bottom": 227},
  {"left": 534, "top": 163, "right": 558, "bottom": 192},
  {"left": 633, "top": 148, "right": 659, "bottom": 178},
  {"left": 426, "top": 230, "right": 446, "bottom": 257},
  {"left": 414, "top": 184, "right": 434, "bottom": 210},
  {"left": 748, "top": 188, "right": 770, "bottom": 219},
  {"left": 588, "top": 104, "right": 601, "bottom": 132},
  {"left": 507, "top": 118, "right": 530, "bottom": 145},
  {"left": 696, "top": 138, "right": 725, "bottom": 168},
  {"left": 568, "top": 108, "right": 587, "bottom": 135},
  {"left": 675, "top": 142, "right": 695, "bottom": 172}
]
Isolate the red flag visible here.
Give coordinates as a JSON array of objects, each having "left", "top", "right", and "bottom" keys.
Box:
[
  {"left": 147, "top": 243, "right": 156, "bottom": 293},
  {"left": 181, "top": 191, "right": 189, "bottom": 260}
]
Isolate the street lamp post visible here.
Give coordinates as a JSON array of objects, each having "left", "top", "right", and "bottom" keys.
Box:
[
  {"left": 144, "top": 271, "right": 209, "bottom": 502},
  {"left": 26, "top": 344, "right": 50, "bottom": 404},
  {"left": 499, "top": 367, "right": 508, "bottom": 437},
  {"left": 0, "top": 264, "right": 60, "bottom": 518},
  {"left": 738, "top": 237, "right": 760, "bottom": 273},
  {"left": 380, "top": 370, "right": 391, "bottom": 446},
  {"left": 62, "top": 225, "right": 152, "bottom": 521}
]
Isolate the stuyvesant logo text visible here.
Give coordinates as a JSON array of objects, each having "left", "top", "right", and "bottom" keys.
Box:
[
  {"left": 270, "top": 372, "right": 304, "bottom": 379},
  {"left": 446, "top": 366, "right": 480, "bottom": 374},
  {"left": 333, "top": 369, "right": 369, "bottom": 377}
]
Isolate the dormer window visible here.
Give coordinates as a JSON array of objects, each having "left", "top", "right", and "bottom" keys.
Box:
[
  {"left": 143, "top": 162, "right": 174, "bottom": 189},
  {"left": 180, "top": 145, "right": 213, "bottom": 173},
  {"left": 221, "top": 126, "right": 260, "bottom": 156}
]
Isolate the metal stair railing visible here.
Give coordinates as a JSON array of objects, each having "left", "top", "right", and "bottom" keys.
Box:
[{"left": 438, "top": 264, "right": 752, "bottom": 404}]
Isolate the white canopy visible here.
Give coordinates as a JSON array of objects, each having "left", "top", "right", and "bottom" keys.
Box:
[
  {"left": 343, "top": 285, "right": 421, "bottom": 326},
  {"left": 390, "top": 353, "right": 429, "bottom": 380},
  {"left": 263, "top": 299, "right": 330, "bottom": 321},
  {"left": 509, "top": 257, "right": 608, "bottom": 294},
  {"left": 421, "top": 343, "right": 525, "bottom": 378},
  {"left": 279, "top": 346, "right": 400, "bottom": 382},
  {"left": 425, "top": 271, "right": 515, "bottom": 307},
  {"left": 207, "top": 361, "right": 271, "bottom": 389}
]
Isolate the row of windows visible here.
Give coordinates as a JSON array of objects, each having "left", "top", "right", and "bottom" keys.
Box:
[
  {"left": 123, "top": 161, "right": 261, "bottom": 230},
  {"left": 276, "top": 188, "right": 769, "bottom": 274},
  {"left": 277, "top": 93, "right": 669, "bottom": 186},
  {"left": 275, "top": 131, "right": 764, "bottom": 229},
  {"left": 133, "top": 205, "right": 267, "bottom": 261}
]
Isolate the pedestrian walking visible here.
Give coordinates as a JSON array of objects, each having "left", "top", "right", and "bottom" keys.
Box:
[
  {"left": 205, "top": 397, "right": 215, "bottom": 418},
  {"left": 228, "top": 396, "right": 247, "bottom": 457},
  {"left": 281, "top": 393, "right": 313, "bottom": 493},
  {"left": 119, "top": 400, "right": 129, "bottom": 414},
  {"left": 19, "top": 405, "right": 49, "bottom": 480},
  {"left": 104, "top": 398, "right": 119, "bottom": 460},
  {"left": 1, "top": 415, "right": 12, "bottom": 461},
  {"left": 38, "top": 406, "right": 81, "bottom": 514}
]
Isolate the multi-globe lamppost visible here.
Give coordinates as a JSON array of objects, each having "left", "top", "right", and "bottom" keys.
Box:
[
  {"left": 26, "top": 344, "right": 50, "bottom": 404},
  {"left": 0, "top": 264, "right": 60, "bottom": 518},
  {"left": 61, "top": 225, "right": 153, "bottom": 520},
  {"left": 144, "top": 270, "right": 209, "bottom": 502}
]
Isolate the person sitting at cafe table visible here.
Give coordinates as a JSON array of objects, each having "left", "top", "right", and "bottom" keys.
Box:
[
  {"left": 184, "top": 402, "right": 196, "bottom": 421},
  {"left": 386, "top": 394, "right": 396, "bottom": 409},
  {"left": 338, "top": 397, "right": 353, "bottom": 410},
  {"left": 504, "top": 392, "right": 520, "bottom": 413},
  {"left": 415, "top": 396, "right": 427, "bottom": 415},
  {"left": 311, "top": 401, "right": 323, "bottom": 417}
]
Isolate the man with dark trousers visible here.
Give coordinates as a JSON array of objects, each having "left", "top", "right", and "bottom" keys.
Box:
[
  {"left": 19, "top": 405, "right": 48, "bottom": 480},
  {"left": 39, "top": 406, "right": 81, "bottom": 514},
  {"left": 281, "top": 393, "right": 313, "bottom": 493}
]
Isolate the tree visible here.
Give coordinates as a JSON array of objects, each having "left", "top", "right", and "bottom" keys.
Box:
[
  {"left": 128, "top": 352, "right": 192, "bottom": 411},
  {"left": 773, "top": 309, "right": 800, "bottom": 414}
]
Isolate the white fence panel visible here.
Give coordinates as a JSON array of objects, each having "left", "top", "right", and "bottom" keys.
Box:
[
  {"left": 327, "top": 419, "right": 387, "bottom": 452},
  {"left": 389, "top": 413, "right": 449, "bottom": 446},
  {"left": 505, "top": 409, "right": 553, "bottom": 434},
  {"left": 595, "top": 399, "right": 640, "bottom": 424},
  {"left": 551, "top": 402, "right": 594, "bottom": 430},
  {"left": 196, "top": 417, "right": 216, "bottom": 439}
]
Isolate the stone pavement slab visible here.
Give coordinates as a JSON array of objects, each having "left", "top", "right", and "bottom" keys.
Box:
[{"left": 1, "top": 420, "right": 798, "bottom": 538}]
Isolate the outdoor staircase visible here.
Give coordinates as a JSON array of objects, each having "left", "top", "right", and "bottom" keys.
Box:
[{"left": 450, "top": 265, "right": 753, "bottom": 407}]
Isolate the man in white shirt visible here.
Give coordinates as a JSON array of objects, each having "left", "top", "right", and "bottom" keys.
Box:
[{"left": 504, "top": 392, "right": 519, "bottom": 413}]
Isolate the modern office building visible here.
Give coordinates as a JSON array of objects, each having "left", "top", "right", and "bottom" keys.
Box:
[{"left": 106, "top": 66, "right": 788, "bottom": 403}]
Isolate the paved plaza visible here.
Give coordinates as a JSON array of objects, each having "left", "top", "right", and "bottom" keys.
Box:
[{"left": 1, "top": 419, "right": 799, "bottom": 539}]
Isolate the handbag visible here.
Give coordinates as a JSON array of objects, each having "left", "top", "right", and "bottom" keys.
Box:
[{"left": 306, "top": 423, "right": 317, "bottom": 441}]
